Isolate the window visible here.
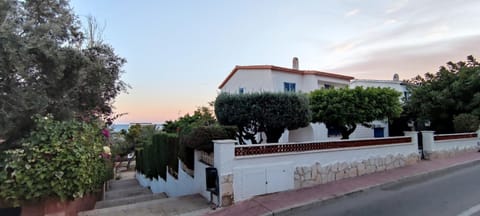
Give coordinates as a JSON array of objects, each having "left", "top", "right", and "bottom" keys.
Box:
[
  {"left": 324, "top": 84, "right": 333, "bottom": 89},
  {"left": 239, "top": 87, "right": 245, "bottom": 94},
  {"left": 284, "top": 82, "right": 296, "bottom": 92}
]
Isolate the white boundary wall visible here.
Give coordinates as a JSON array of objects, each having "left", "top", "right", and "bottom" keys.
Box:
[
  {"left": 422, "top": 131, "right": 480, "bottom": 159},
  {"left": 213, "top": 132, "right": 420, "bottom": 206},
  {"left": 135, "top": 151, "right": 215, "bottom": 202},
  {"left": 134, "top": 131, "right": 480, "bottom": 206}
]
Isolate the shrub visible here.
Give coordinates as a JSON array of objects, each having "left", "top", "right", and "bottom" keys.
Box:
[
  {"left": 0, "top": 116, "right": 111, "bottom": 206},
  {"left": 177, "top": 125, "right": 235, "bottom": 170},
  {"left": 215, "top": 92, "right": 311, "bottom": 143},
  {"left": 453, "top": 113, "right": 480, "bottom": 132}
]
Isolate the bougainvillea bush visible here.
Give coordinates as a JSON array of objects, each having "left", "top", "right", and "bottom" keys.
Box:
[{"left": 0, "top": 116, "right": 113, "bottom": 206}]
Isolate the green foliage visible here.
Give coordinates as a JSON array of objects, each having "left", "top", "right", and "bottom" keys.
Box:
[
  {"left": 405, "top": 56, "right": 480, "bottom": 133},
  {"left": 110, "top": 132, "right": 130, "bottom": 157},
  {"left": 124, "top": 124, "right": 157, "bottom": 149},
  {"left": 0, "top": 0, "right": 127, "bottom": 150},
  {"left": 0, "top": 116, "right": 112, "bottom": 206},
  {"left": 310, "top": 87, "right": 402, "bottom": 139},
  {"left": 215, "top": 92, "right": 311, "bottom": 144},
  {"left": 162, "top": 106, "right": 216, "bottom": 133},
  {"left": 135, "top": 148, "right": 144, "bottom": 174},
  {"left": 136, "top": 133, "right": 178, "bottom": 180},
  {"left": 178, "top": 125, "right": 236, "bottom": 170},
  {"left": 453, "top": 113, "right": 479, "bottom": 133},
  {"left": 180, "top": 126, "right": 236, "bottom": 153}
]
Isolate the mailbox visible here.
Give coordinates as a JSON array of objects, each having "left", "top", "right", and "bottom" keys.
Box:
[{"left": 205, "top": 167, "right": 218, "bottom": 195}]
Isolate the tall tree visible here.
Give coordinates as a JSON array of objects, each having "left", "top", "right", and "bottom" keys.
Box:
[
  {"left": 404, "top": 55, "right": 480, "bottom": 133},
  {"left": 309, "top": 87, "right": 402, "bottom": 139},
  {"left": 215, "top": 92, "right": 311, "bottom": 144},
  {"left": 0, "top": 0, "right": 127, "bottom": 150}
]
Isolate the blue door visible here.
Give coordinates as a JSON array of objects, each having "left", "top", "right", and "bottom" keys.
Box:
[{"left": 374, "top": 128, "right": 384, "bottom": 138}]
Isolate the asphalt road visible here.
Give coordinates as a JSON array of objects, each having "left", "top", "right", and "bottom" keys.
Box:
[{"left": 293, "top": 163, "right": 480, "bottom": 216}]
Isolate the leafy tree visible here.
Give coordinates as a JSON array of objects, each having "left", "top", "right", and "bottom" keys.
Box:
[
  {"left": 309, "top": 87, "right": 402, "bottom": 139},
  {"left": 162, "top": 106, "right": 216, "bottom": 133},
  {"left": 0, "top": 0, "right": 127, "bottom": 150},
  {"left": 215, "top": 92, "right": 311, "bottom": 144},
  {"left": 404, "top": 56, "right": 480, "bottom": 133},
  {"left": 453, "top": 113, "right": 479, "bottom": 133}
]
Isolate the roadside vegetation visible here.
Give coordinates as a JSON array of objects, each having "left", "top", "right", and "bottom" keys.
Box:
[{"left": 0, "top": 0, "right": 126, "bottom": 206}]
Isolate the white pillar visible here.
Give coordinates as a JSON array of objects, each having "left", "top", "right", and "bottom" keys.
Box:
[
  {"left": 213, "top": 139, "right": 236, "bottom": 207},
  {"left": 213, "top": 139, "right": 236, "bottom": 175},
  {"left": 421, "top": 131, "right": 435, "bottom": 159},
  {"left": 404, "top": 131, "right": 418, "bottom": 147}
]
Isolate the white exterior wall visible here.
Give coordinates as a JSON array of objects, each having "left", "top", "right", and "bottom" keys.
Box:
[
  {"left": 136, "top": 172, "right": 150, "bottom": 188},
  {"left": 350, "top": 80, "right": 407, "bottom": 100},
  {"left": 138, "top": 158, "right": 205, "bottom": 198},
  {"left": 221, "top": 69, "right": 273, "bottom": 93},
  {"left": 434, "top": 138, "right": 478, "bottom": 151},
  {"left": 193, "top": 150, "right": 213, "bottom": 201},
  {"left": 315, "top": 76, "right": 350, "bottom": 90},
  {"left": 271, "top": 71, "right": 304, "bottom": 92},
  {"left": 149, "top": 177, "right": 166, "bottom": 194}
]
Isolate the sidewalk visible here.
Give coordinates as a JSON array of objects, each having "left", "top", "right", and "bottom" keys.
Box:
[{"left": 205, "top": 151, "right": 480, "bottom": 216}]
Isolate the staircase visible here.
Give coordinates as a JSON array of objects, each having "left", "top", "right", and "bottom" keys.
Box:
[
  {"left": 96, "top": 178, "right": 167, "bottom": 209},
  {"left": 79, "top": 171, "right": 210, "bottom": 216}
]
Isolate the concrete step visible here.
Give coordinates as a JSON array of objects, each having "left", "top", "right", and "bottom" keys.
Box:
[
  {"left": 109, "top": 178, "right": 139, "bottom": 190},
  {"left": 79, "top": 194, "right": 209, "bottom": 216},
  {"left": 105, "top": 187, "right": 151, "bottom": 200},
  {"left": 95, "top": 193, "right": 167, "bottom": 209}
]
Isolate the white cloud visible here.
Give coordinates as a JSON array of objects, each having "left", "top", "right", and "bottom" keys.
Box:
[
  {"left": 384, "top": 19, "right": 398, "bottom": 25},
  {"left": 427, "top": 25, "right": 450, "bottom": 39},
  {"left": 345, "top": 9, "right": 360, "bottom": 17},
  {"left": 329, "top": 35, "right": 480, "bottom": 79},
  {"left": 386, "top": 0, "right": 408, "bottom": 14}
]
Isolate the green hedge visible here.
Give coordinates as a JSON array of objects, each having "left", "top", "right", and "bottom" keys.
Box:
[
  {"left": 136, "top": 127, "right": 235, "bottom": 178},
  {"left": 136, "top": 133, "right": 178, "bottom": 180},
  {"left": 0, "top": 116, "right": 112, "bottom": 206}
]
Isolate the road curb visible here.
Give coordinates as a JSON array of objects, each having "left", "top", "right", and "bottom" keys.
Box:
[{"left": 266, "top": 157, "right": 480, "bottom": 216}]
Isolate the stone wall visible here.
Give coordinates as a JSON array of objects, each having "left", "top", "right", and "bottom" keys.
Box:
[
  {"left": 220, "top": 174, "right": 234, "bottom": 206},
  {"left": 294, "top": 153, "right": 419, "bottom": 189}
]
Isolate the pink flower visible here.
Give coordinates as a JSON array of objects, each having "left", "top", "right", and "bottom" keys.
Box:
[{"left": 102, "top": 128, "right": 110, "bottom": 138}]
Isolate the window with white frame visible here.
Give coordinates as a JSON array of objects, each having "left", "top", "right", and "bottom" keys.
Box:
[
  {"left": 239, "top": 87, "right": 245, "bottom": 94},
  {"left": 284, "top": 82, "right": 296, "bottom": 92}
]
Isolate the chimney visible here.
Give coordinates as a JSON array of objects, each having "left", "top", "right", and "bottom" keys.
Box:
[{"left": 292, "top": 57, "right": 299, "bottom": 70}]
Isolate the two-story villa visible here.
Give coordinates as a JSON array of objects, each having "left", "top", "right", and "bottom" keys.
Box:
[{"left": 219, "top": 57, "right": 353, "bottom": 94}]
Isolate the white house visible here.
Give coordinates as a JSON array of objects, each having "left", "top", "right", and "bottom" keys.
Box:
[
  {"left": 218, "top": 58, "right": 409, "bottom": 142},
  {"left": 219, "top": 58, "right": 353, "bottom": 94},
  {"left": 350, "top": 74, "right": 409, "bottom": 101}
]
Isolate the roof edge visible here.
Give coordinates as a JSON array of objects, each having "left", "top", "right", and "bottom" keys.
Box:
[{"left": 218, "top": 65, "right": 354, "bottom": 89}]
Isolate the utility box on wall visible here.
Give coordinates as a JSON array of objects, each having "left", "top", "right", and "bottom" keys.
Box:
[{"left": 205, "top": 167, "right": 218, "bottom": 195}]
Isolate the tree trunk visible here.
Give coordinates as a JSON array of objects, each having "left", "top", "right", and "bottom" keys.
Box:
[
  {"left": 340, "top": 124, "right": 356, "bottom": 140},
  {"left": 265, "top": 127, "right": 285, "bottom": 143}
]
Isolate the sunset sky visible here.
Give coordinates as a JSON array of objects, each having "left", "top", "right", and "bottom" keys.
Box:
[{"left": 70, "top": 0, "right": 480, "bottom": 124}]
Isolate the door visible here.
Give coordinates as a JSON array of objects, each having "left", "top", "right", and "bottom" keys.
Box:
[
  {"left": 234, "top": 163, "right": 293, "bottom": 201},
  {"left": 266, "top": 165, "right": 292, "bottom": 193},
  {"left": 374, "top": 128, "right": 384, "bottom": 138}
]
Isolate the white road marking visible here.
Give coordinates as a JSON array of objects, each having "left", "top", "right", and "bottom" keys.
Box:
[{"left": 458, "top": 203, "right": 480, "bottom": 216}]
